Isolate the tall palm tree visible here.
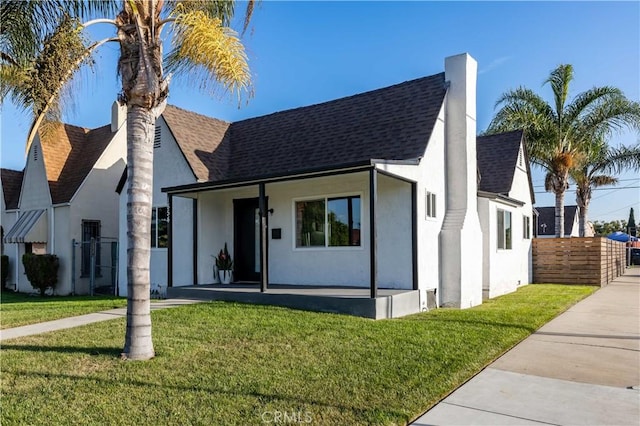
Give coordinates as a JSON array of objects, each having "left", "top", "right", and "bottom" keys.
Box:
[
  {"left": 571, "top": 140, "right": 640, "bottom": 236},
  {"left": 1, "top": 0, "right": 254, "bottom": 360},
  {"left": 486, "top": 64, "right": 640, "bottom": 237}
]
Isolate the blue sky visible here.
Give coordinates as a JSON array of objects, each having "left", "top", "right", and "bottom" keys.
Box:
[{"left": 1, "top": 1, "right": 638, "bottom": 223}]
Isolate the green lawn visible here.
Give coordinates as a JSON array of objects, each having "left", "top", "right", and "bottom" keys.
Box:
[
  {"left": 0, "top": 293, "right": 128, "bottom": 329},
  {"left": 1, "top": 284, "right": 596, "bottom": 425}
]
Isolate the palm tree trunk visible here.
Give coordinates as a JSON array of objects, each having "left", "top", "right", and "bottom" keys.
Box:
[
  {"left": 576, "top": 185, "right": 591, "bottom": 237},
  {"left": 122, "top": 105, "right": 155, "bottom": 360},
  {"left": 555, "top": 189, "right": 565, "bottom": 238}
]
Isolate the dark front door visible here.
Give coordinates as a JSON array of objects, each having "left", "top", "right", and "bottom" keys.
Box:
[{"left": 234, "top": 198, "right": 261, "bottom": 281}]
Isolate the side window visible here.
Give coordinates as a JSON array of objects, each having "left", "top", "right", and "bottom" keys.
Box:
[
  {"left": 151, "top": 207, "right": 168, "bottom": 248},
  {"left": 523, "top": 216, "right": 531, "bottom": 239},
  {"left": 497, "top": 209, "right": 512, "bottom": 250},
  {"left": 425, "top": 191, "right": 436, "bottom": 219}
]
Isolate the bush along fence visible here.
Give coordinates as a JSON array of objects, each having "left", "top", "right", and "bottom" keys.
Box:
[
  {"left": 22, "top": 253, "right": 60, "bottom": 296},
  {"left": 533, "top": 237, "right": 626, "bottom": 286}
]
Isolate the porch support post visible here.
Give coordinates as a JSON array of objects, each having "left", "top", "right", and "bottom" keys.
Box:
[
  {"left": 411, "top": 182, "right": 418, "bottom": 290},
  {"left": 259, "top": 183, "right": 268, "bottom": 292},
  {"left": 369, "top": 168, "right": 378, "bottom": 298},
  {"left": 192, "top": 198, "right": 198, "bottom": 285},
  {"left": 167, "top": 193, "right": 173, "bottom": 288}
]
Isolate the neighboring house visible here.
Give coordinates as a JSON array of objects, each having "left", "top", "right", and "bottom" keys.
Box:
[
  {"left": 2, "top": 102, "right": 127, "bottom": 294},
  {"left": 1, "top": 168, "right": 24, "bottom": 289},
  {"left": 476, "top": 130, "right": 535, "bottom": 299},
  {"left": 536, "top": 205, "right": 581, "bottom": 238},
  {"left": 117, "top": 53, "right": 532, "bottom": 312}
]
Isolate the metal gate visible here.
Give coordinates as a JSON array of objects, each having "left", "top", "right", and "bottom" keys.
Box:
[{"left": 71, "top": 237, "right": 119, "bottom": 296}]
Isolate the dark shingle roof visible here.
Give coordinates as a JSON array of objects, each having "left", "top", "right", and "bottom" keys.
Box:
[
  {"left": 536, "top": 206, "right": 578, "bottom": 236},
  {"left": 226, "top": 73, "right": 447, "bottom": 180},
  {"left": 161, "top": 105, "right": 231, "bottom": 181},
  {"left": 40, "top": 123, "right": 115, "bottom": 204},
  {"left": 1, "top": 168, "right": 24, "bottom": 209},
  {"left": 161, "top": 73, "right": 447, "bottom": 183},
  {"left": 476, "top": 130, "right": 523, "bottom": 195}
]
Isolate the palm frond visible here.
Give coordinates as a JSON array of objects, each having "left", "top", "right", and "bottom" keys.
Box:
[
  {"left": 166, "top": 10, "right": 252, "bottom": 101},
  {"left": 1, "top": 0, "right": 117, "bottom": 64},
  {"left": 544, "top": 64, "right": 573, "bottom": 120},
  {"left": 590, "top": 174, "right": 618, "bottom": 187}
]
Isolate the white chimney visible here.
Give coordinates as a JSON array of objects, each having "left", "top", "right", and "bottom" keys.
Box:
[
  {"left": 439, "top": 53, "right": 483, "bottom": 308},
  {"left": 111, "top": 101, "right": 126, "bottom": 132}
]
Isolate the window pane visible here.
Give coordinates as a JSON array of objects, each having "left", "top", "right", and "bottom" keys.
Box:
[
  {"left": 151, "top": 208, "right": 157, "bottom": 248},
  {"left": 351, "top": 197, "right": 361, "bottom": 246},
  {"left": 296, "top": 200, "right": 325, "bottom": 247},
  {"left": 497, "top": 210, "right": 505, "bottom": 249},
  {"left": 328, "top": 196, "right": 361, "bottom": 246},
  {"left": 505, "top": 211, "right": 512, "bottom": 249},
  {"left": 157, "top": 207, "right": 168, "bottom": 248},
  {"left": 431, "top": 193, "right": 436, "bottom": 217}
]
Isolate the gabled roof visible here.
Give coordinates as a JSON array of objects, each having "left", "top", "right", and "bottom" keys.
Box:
[
  {"left": 160, "top": 73, "right": 448, "bottom": 184},
  {"left": 161, "top": 105, "right": 231, "bottom": 182},
  {"left": 477, "top": 130, "right": 523, "bottom": 194},
  {"left": 39, "top": 123, "right": 115, "bottom": 204},
  {"left": 536, "top": 205, "right": 579, "bottom": 236},
  {"left": 1, "top": 168, "right": 24, "bottom": 210},
  {"left": 476, "top": 130, "right": 535, "bottom": 204}
]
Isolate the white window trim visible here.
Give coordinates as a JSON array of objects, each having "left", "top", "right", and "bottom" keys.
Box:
[
  {"left": 497, "top": 208, "right": 513, "bottom": 251},
  {"left": 292, "top": 192, "right": 364, "bottom": 252}
]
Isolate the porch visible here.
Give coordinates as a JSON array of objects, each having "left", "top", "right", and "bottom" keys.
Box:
[{"left": 167, "top": 283, "right": 435, "bottom": 320}]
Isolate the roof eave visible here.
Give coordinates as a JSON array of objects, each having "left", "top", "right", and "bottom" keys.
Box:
[
  {"left": 477, "top": 190, "right": 525, "bottom": 207},
  {"left": 163, "top": 160, "right": 377, "bottom": 195}
]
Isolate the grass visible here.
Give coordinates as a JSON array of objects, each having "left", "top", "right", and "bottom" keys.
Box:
[
  {"left": 0, "top": 292, "right": 128, "bottom": 329},
  {"left": 0, "top": 284, "right": 596, "bottom": 425}
]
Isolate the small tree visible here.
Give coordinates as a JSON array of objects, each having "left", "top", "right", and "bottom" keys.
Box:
[
  {"left": 22, "top": 253, "right": 59, "bottom": 296},
  {"left": 628, "top": 208, "right": 637, "bottom": 236}
]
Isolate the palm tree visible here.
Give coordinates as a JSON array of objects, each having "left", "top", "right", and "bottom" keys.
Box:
[
  {"left": 487, "top": 64, "right": 640, "bottom": 237},
  {"left": 1, "top": 0, "right": 254, "bottom": 360},
  {"left": 571, "top": 140, "right": 640, "bottom": 236},
  {"left": 1, "top": 1, "right": 120, "bottom": 149}
]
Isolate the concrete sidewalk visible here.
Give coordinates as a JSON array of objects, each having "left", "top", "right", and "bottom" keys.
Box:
[
  {"left": 0, "top": 298, "right": 200, "bottom": 341},
  {"left": 413, "top": 268, "right": 640, "bottom": 425}
]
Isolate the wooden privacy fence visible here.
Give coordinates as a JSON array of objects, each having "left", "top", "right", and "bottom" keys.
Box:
[{"left": 533, "top": 237, "right": 626, "bottom": 286}]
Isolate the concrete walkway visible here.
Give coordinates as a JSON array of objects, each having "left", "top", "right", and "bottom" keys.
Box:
[
  {"left": 413, "top": 268, "right": 640, "bottom": 425},
  {"left": 0, "top": 298, "right": 200, "bottom": 341}
]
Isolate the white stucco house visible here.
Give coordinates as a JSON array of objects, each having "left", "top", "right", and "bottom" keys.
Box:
[
  {"left": 476, "top": 130, "right": 535, "bottom": 299},
  {"left": 2, "top": 103, "right": 127, "bottom": 294},
  {"left": 116, "top": 53, "right": 534, "bottom": 311}
]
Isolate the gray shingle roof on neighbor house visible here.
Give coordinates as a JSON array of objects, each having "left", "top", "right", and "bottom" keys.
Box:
[
  {"left": 161, "top": 73, "right": 448, "bottom": 184},
  {"left": 536, "top": 205, "right": 579, "bottom": 236}
]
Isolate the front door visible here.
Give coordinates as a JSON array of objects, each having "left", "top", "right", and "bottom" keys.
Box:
[{"left": 233, "top": 198, "right": 261, "bottom": 281}]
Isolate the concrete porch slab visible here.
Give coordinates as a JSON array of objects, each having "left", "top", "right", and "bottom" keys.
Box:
[{"left": 166, "top": 284, "right": 425, "bottom": 319}]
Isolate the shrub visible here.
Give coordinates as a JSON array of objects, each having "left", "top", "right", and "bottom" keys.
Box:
[
  {"left": 1, "top": 255, "right": 8, "bottom": 291},
  {"left": 22, "top": 253, "right": 59, "bottom": 296}
]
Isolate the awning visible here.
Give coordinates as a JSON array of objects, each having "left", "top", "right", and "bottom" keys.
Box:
[{"left": 3, "top": 209, "right": 47, "bottom": 243}]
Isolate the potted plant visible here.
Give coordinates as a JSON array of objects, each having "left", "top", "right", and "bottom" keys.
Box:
[{"left": 215, "top": 243, "right": 234, "bottom": 284}]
